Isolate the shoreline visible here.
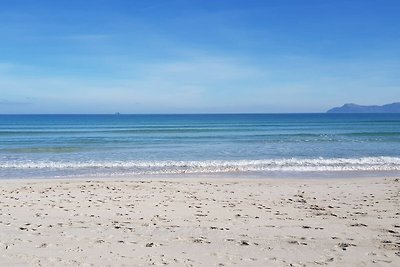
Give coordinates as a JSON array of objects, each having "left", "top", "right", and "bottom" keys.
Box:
[
  {"left": 2, "top": 157, "right": 400, "bottom": 181},
  {"left": 1, "top": 176, "right": 399, "bottom": 266},
  {"left": 1, "top": 168, "right": 400, "bottom": 181},
  {"left": 0, "top": 174, "right": 397, "bottom": 184}
]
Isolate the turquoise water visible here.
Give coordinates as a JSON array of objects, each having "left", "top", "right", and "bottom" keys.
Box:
[{"left": 1, "top": 114, "right": 400, "bottom": 178}]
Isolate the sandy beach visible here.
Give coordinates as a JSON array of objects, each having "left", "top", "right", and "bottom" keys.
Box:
[{"left": 0, "top": 176, "right": 399, "bottom": 266}]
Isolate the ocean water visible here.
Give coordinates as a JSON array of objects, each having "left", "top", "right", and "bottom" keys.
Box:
[{"left": 0, "top": 114, "right": 400, "bottom": 178}]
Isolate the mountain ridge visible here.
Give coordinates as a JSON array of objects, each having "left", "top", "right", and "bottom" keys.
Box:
[{"left": 327, "top": 103, "right": 400, "bottom": 113}]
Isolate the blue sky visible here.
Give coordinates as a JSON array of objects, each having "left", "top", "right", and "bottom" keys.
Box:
[{"left": 0, "top": 0, "right": 399, "bottom": 113}]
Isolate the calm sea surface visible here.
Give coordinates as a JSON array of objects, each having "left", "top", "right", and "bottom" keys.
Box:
[{"left": 1, "top": 114, "right": 399, "bottom": 178}]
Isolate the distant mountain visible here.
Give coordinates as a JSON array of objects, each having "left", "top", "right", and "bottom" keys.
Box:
[{"left": 327, "top": 103, "right": 400, "bottom": 113}]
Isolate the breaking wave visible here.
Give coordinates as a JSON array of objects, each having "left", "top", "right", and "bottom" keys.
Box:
[{"left": 1, "top": 157, "right": 400, "bottom": 175}]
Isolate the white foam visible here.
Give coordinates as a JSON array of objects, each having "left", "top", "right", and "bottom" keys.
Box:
[{"left": 1, "top": 157, "right": 400, "bottom": 174}]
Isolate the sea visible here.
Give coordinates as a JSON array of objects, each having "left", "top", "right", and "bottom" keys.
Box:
[{"left": 1, "top": 114, "right": 399, "bottom": 179}]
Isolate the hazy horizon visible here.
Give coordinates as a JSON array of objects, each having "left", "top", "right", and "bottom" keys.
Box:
[{"left": 1, "top": 0, "right": 399, "bottom": 114}]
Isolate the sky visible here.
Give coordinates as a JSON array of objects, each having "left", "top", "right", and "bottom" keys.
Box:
[{"left": 0, "top": 0, "right": 399, "bottom": 114}]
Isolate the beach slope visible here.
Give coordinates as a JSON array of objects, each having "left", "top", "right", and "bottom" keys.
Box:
[{"left": 0, "top": 177, "right": 399, "bottom": 266}]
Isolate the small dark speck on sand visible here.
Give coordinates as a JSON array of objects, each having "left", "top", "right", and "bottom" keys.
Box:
[{"left": 240, "top": 240, "right": 250, "bottom": 246}]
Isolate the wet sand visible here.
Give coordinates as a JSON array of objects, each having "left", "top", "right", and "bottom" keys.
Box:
[{"left": 0, "top": 177, "right": 399, "bottom": 266}]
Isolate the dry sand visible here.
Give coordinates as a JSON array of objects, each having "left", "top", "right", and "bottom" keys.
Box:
[{"left": 0, "top": 176, "right": 399, "bottom": 266}]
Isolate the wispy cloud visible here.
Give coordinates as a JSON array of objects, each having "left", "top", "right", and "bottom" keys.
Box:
[
  {"left": 0, "top": 99, "right": 32, "bottom": 106},
  {"left": 2, "top": 49, "right": 399, "bottom": 113},
  {"left": 147, "top": 56, "right": 263, "bottom": 82},
  {"left": 0, "top": 52, "right": 267, "bottom": 113},
  {"left": 0, "top": 63, "right": 32, "bottom": 72},
  {"left": 58, "top": 34, "right": 112, "bottom": 41}
]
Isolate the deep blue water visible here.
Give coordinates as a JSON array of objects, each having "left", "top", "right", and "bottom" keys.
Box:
[{"left": 1, "top": 114, "right": 400, "bottom": 178}]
